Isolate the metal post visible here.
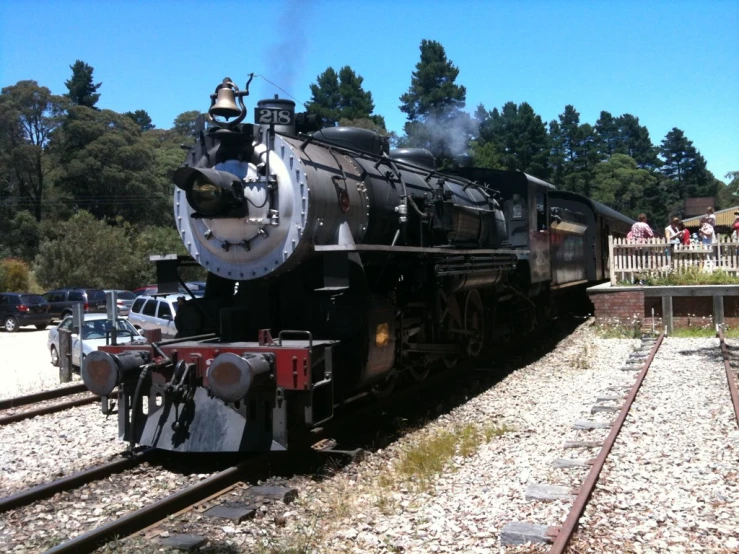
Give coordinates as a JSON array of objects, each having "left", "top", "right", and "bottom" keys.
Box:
[
  {"left": 713, "top": 295, "right": 725, "bottom": 327},
  {"left": 105, "top": 290, "right": 118, "bottom": 345},
  {"left": 662, "top": 296, "right": 673, "bottom": 335},
  {"left": 73, "top": 303, "right": 84, "bottom": 371},
  {"left": 58, "top": 328, "right": 72, "bottom": 383}
]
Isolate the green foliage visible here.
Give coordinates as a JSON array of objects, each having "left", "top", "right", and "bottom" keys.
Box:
[
  {"left": 549, "top": 106, "right": 602, "bottom": 195},
  {"left": 398, "top": 40, "right": 471, "bottom": 167},
  {"left": 590, "top": 154, "right": 658, "bottom": 219},
  {"left": 660, "top": 128, "right": 712, "bottom": 201},
  {"left": 399, "top": 39, "right": 466, "bottom": 121},
  {"left": 65, "top": 60, "right": 102, "bottom": 108},
  {"left": 0, "top": 80, "right": 67, "bottom": 221},
  {"left": 469, "top": 140, "right": 502, "bottom": 169},
  {"left": 34, "top": 211, "right": 134, "bottom": 289},
  {"left": 2, "top": 211, "right": 41, "bottom": 262},
  {"left": 0, "top": 258, "right": 31, "bottom": 292},
  {"left": 476, "top": 101, "right": 550, "bottom": 179},
  {"left": 172, "top": 110, "right": 203, "bottom": 139},
  {"left": 640, "top": 268, "right": 739, "bottom": 286},
  {"left": 33, "top": 212, "right": 199, "bottom": 291},
  {"left": 307, "top": 66, "right": 384, "bottom": 129},
  {"left": 54, "top": 106, "right": 171, "bottom": 224},
  {"left": 125, "top": 109, "right": 155, "bottom": 132}
]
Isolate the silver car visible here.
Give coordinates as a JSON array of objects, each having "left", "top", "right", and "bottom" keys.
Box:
[
  {"left": 47, "top": 314, "right": 144, "bottom": 368},
  {"left": 128, "top": 294, "right": 181, "bottom": 338},
  {"left": 104, "top": 290, "right": 136, "bottom": 316}
]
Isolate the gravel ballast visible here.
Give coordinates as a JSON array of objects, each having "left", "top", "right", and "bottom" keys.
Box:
[
  {"left": 1, "top": 326, "right": 736, "bottom": 553},
  {"left": 569, "top": 337, "right": 739, "bottom": 553}
]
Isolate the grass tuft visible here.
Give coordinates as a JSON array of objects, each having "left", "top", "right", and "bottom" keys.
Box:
[{"left": 388, "top": 422, "right": 513, "bottom": 488}]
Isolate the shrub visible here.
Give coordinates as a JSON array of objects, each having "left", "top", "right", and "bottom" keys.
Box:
[{"left": 0, "top": 258, "right": 31, "bottom": 292}]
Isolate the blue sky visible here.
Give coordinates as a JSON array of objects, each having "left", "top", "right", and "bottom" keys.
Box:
[{"left": 1, "top": 0, "right": 737, "bottom": 182}]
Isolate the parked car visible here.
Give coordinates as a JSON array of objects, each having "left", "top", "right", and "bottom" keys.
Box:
[
  {"left": 47, "top": 313, "right": 145, "bottom": 368},
  {"left": 104, "top": 290, "right": 136, "bottom": 316},
  {"left": 184, "top": 281, "right": 206, "bottom": 295},
  {"left": 133, "top": 285, "right": 202, "bottom": 298},
  {"left": 128, "top": 294, "right": 181, "bottom": 338},
  {"left": 42, "top": 288, "right": 107, "bottom": 320},
  {"left": 132, "top": 285, "right": 158, "bottom": 297},
  {"left": 0, "top": 293, "right": 52, "bottom": 332}
]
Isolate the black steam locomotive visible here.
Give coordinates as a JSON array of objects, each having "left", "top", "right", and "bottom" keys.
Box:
[{"left": 81, "top": 77, "right": 632, "bottom": 453}]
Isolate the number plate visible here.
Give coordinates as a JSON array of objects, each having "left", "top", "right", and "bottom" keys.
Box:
[{"left": 255, "top": 108, "right": 294, "bottom": 125}]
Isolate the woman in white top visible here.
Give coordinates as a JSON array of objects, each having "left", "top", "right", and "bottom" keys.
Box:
[{"left": 664, "top": 217, "right": 681, "bottom": 244}]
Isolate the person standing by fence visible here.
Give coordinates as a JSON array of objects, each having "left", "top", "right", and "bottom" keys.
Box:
[
  {"left": 664, "top": 217, "right": 681, "bottom": 261},
  {"left": 630, "top": 213, "right": 654, "bottom": 242},
  {"left": 678, "top": 221, "right": 691, "bottom": 245},
  {"left": 665, "top": 218, "right": 681, "bottom": 243}
]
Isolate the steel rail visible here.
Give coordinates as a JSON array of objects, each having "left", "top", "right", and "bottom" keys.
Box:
[
  {"left": 717, "top": 329, "right": 739, "bottom": 428},
  {"left": 45, "top": 456, "right": 264, "bottom": 554},
  {"left": 0, "top": 395, "right": 98, "bottom": 426},
  {"left": 0, "top": 383, "right": 87, "bottom": 411},
  {"left": 0, "top": 448, "right": 153, "bottom": 513},
  {"left": 548, "top": 332, "right": 664, "bottom": 554}
]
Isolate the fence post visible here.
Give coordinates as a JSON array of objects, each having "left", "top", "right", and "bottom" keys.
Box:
[
  {"left": 662, "top": 296, "right": 673, "bottom": 335},
  {"left": 58, "top": 328, "right": 72, "bottom": 383},
  {"left": 609, "top": 235, "right": 615, "bottom": 285}
]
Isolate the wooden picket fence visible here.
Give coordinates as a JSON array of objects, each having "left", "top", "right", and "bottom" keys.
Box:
[{"left": 609, "top": 235, "right": 739, "bottom": 285}]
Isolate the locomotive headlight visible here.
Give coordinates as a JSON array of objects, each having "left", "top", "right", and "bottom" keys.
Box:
[
  {"left": 174, "top": 167, "right": 245, "bottom": 217},
  {"left": 375, "top": 323, "right": 390, "bottom": 347}
]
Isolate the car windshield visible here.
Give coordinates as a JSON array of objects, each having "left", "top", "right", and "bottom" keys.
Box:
[
  {"left": 20, "top": 294, "right": 46, "bottom": 304},
  {"left": 80, "top": 318, "right": 138, "bottom": 340},
  {"left": 117, "top": 291, "right": 136, "bottom": 300}
]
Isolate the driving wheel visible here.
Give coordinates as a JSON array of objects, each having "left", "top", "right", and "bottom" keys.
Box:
[{"left": 464, "top": 289, "right": 485, "bottom": 357}]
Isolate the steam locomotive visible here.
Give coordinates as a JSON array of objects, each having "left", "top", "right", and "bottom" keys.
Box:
[{"left": 81, "top": 77, "right": 632, "bottom": 453}]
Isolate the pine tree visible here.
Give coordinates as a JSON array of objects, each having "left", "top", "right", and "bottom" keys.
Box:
[
  {"left": 476, "top": 102, "right": 550, "bottom": 179},
  {"left": 306, "top": 66, "right": 383, "bottom": 128},
  {"left": 660, "top": 128, "right": 711, "bottom": 200},
  {"left": 125, "top": 109, "right": 155, "bottom": 132},
  {"left": 398, "top": 40, "right": 470, "bottom": 167},
  {"left": 617, "top": 114, "right": 659, "bottom": 169},
  {"left": 595, "top": 111, "right": 620, "bottom": 156},
  {"left": 65, "top": 60, "right": 102, "bottom": 108}
]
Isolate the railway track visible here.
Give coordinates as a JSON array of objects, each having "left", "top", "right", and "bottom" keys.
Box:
[
  {"left": 0, "top": 383, "right": 98, "bottom": 426},
  {"left": 0, "top": 448, "right": 153, "bottom": 513},
  {"left": 544, "top": 333, "right": 664, "bottom": 553},
  {"left": 717, "top": 328, "right": 739, "bottom": 428},
  {"left": 3, "top": 318, "right": 582, "bottom": 554},
  {"left": 540, "top": 329, "right": 739, "bottom": 552}
]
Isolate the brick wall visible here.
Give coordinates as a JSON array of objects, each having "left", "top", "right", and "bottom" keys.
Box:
[
  {"left": 590, "top": 290, "right": 739, "bottom": 329},
  {"left": 589, "top": 290, "right": 645, "bottom": 325}
]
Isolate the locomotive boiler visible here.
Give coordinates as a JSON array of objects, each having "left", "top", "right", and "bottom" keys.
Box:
[{"left": 81, "top": 76, "right": 630, "bottom": 453}]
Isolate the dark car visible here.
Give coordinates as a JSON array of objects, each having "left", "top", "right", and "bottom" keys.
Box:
[
  {"left": 42, "top": 288, "right": 107, "bottom": 320},
  {"left": 0, "top": 293, "right": 52, "bottom": 332}
]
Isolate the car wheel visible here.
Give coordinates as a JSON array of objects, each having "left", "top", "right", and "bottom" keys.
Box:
[
  {"left": 50, "top": 345, "right": 59, "bottom": 367},
  {"left": 3, "top": 316, "right": 18, "bottom": 333},
  {"left": 36, "top": 324, "right": 48, "bottom": 330},
  {"left": 61, "top": 310, "right": 72, "bottom": 318}
]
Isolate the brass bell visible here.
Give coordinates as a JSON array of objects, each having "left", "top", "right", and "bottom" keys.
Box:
[{"left": 211, "top": 83, "right": 241, "bottom": 119}]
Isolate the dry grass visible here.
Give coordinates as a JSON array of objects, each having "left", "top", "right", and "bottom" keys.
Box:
[{"left": 387, "top": 422, "right": 514, "bottom": 489}]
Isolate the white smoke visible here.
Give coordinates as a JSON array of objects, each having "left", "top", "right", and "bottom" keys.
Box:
[{"left": 407, "top": 108, "right": 479, "bottom": 160}]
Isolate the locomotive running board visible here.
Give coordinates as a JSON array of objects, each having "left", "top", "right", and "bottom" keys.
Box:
[{"left": 315, "top": 244, "right": 528, "bottom": 256}]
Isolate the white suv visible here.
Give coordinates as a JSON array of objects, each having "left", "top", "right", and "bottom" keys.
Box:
[{"left": 128, "top": 294, "right": 181, "bottom": 338}]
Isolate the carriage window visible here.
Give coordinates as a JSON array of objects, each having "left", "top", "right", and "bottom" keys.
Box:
[
  {"left": 536, "top": 192, "right": 547, "bottom": 231},
  {"left": 511, "top": 194, "right": 524, "bottom": 220}
]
